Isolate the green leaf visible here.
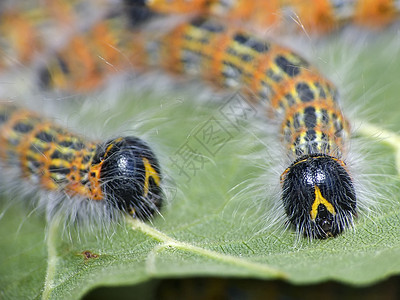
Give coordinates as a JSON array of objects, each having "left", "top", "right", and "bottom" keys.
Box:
[{"left": 1, "top": 31, "right": 400, "bottom": 299}]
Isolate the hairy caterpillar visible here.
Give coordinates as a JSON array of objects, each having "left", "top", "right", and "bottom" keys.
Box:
[
  {"left": 2, "top": 0, "right": 398, "bottom": 92},
  {"left": 37, "top": 19, "right": 126, "bottom": 92},
  {"left": 126, "top": 16, "right": 356, "bottom": 239},
  {"left": 0, "top": 102, "right": 162, "bottom": 222},
  {"left": 2, "top": 0, "right": 399, "bottom": 91},
  {"left": 0, "top": 1, "right": 385, "bottom": 238},
  {"left": 128, "top": 0, "right": 400, "bottom": 33},
  {"left": 0, "top": 0, "right": 118, "bottom": 73}
]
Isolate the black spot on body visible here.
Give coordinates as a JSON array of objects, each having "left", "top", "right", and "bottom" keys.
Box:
[
  {"left": 57, "top": 57, "right": 69, "bottom": 74},
  {"left": 240, "top": 53, "right": 252, "bottom": 62},
  {"left": 296, "top": 83, "right": 314, "bottom": 102},
  {"left": 226, "top": 47, "right": 253, "bottom": 62},
  {"left": 305, "top": 129, "right": 317, "bottom": 142},
  {"left": 13, "top": 122, "right": 33, "bottom": 133},
  {"left": 321, "top": 109, "right": 329, "bottom": 125},
  {"left": 0, "top": 112, "right": 9, "bottom": 124},
  {"left": 59, "top": 140, "right": 73, "bottom": 148},
  {"left": 275, "top": 55, "right": 300, "bottom": 77},
  {"left": 36, "top": 131, "right": 54, "bottom": 143},
  {"left": 233, "top": 33, "right": 269, "bottom": 53},
  {"left": 198, "top": 37, "right": 210, "bottom": 45},
  {"left": 49, "top": 165, "right": 70, "bottom": 175},
  {"left": 70, "top": 141, "right": 86, "bottom": 151},
  {"left": 38, "top": 67, "right": 51, "bottom": 89},
  {"left": 293, "top": 113, "right": 300, "bottom": 129},
  {"left": 191, "top": 18, "right": 224, "bottom": 33},
  {"left": 50, "top": 150, "right": 73, "bottom": 161},
  {"left": 304, "top": 107, "right": 317, "bottom": 129},
  {"left": 307, "top": 142, "right": 319, "bottom": 154}
]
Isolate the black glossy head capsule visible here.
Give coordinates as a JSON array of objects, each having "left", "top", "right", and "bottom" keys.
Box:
[
  {"left": 93, "top": 136, "right": 162, "bottom": 220},
  {"left": 280, "top": 154, "right": 356, "bottom": 239}
]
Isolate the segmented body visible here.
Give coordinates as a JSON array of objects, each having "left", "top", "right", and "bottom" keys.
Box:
[
  {"left": 39, "top": 19, "right": 126, "bottom": 91},
  {"left": 133, "top": 17, "right": 350, "bottom": 159},
  {"left": 0, "top": 104, "right": 97, "bottom": 198},
  {"left": 134, "top": 0, "right": 400, "bottom": 32},
  {"left": 130, "top": 17, "right": 356, "bottom": 238},
  {"left": 0, "top": 103, "right": 162, "bottom": 220},
  {"left": 1, "top": 0, "right": 400, "bottom": 89},
  {"left": 0, "top": 2, "right": 368, "bottom": 237},
  {"left": 0, "top": 0, "right": 119, "bottom": 78}
]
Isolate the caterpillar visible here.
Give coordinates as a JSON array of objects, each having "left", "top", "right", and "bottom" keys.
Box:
[
  {"left": 0, "top": 7, "right": 42, "bottom": 69},
  {"left": 0, "top": 2, "right": 382, "bottom": 238},
  {"left": 0, "top": 102, "right": 162, "bottom": 222},
  {"left": 126, "top": 16, "right": 356, "bottom": 239},
  {"left": 2, "top": 0, "right": 399, "bottom": 91},
  {"left": 37, "top": 19, "right": 126, "bottom": 92},
  {"left": 0, "top": 1, "right": 132, "bottom": 92},
  {"left": 0, "top": 0, "right": 397, "bottom": 93},
  {"left": 0, "top": 0, "right": 118, "bottom": 73},
  {"left": 128, "top": 0, "right": 400, "bottom": 33}
]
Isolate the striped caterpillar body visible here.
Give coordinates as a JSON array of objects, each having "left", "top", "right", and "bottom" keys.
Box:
[
  {"left": 38, "top": 19, "right": 126, "bottom": 92},
  {"left": 1, "top": 0, "right": 399, "bottom": 92},
  {"left": 0, "top": 2, "right": 380, "bottom": 238},
  {"left": 1, "top": 0, "right": 399, "bottom": 91},
  {"left": 129, "top": 0, "right": 400, "bottom": 33},
  {"left": 0, "top": 103, "right": 162, "bottom": 221},
  {"left": 130, "top": 17, "right": 356, "bottom": 238},
  {"left": 0, "top": 0, "right": 118, "bottom": 74}
]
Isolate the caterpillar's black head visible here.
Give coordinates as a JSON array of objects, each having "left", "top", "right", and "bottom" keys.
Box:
[
  {"left": 280, "top": 154, "right": 356, "bottom": 239},
  {"left": 95, "top": 136, "right": 162, "bottom": 220}
]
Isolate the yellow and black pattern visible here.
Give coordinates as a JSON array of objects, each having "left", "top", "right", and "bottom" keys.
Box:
[
  {"left": 129, "top": 0, "right": 400, "bottom": 32},
  {"left": 0, "top": 103, "right": 162, "bottom": 220},
  {"left": 131, "top": 17, "right": 356, "bottom": 238},
  {"left": 38, "top": 19, "right": 127, "bottom": 92},
  {"left": 134, "top": 18, "right": 349, "bottom": 158},
  {"left": 2, "top": 0, "right": 399, "bottom": 89},
  {"left": 0, "top": 0, "right": 121, "bottom": 84},
  {"left": 0, "top": 1, "right": 376, "bottom": 237}
]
